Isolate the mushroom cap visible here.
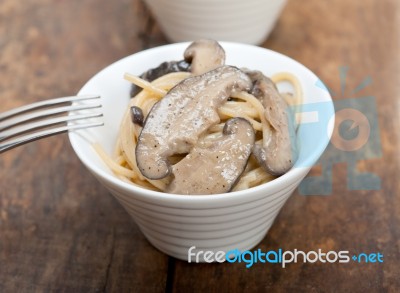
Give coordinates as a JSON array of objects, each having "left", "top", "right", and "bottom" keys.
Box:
[
  {"left": 136, "top": 65, "right": 252, "bottom": 180},
  {"left": 130, "top": 60, "right": 190, "bottom": 97},
  {"left": 167, "top": 117, "right": 255, "bottom": 195},
  {"left": 246, "top": 70, "right": 298, "bottom": 175},
  {"left": 184, "top": 39, "right": 225, "bottom": 75},
  {"left": 131, "top": 39, "right": 224, "bottom": 97}
]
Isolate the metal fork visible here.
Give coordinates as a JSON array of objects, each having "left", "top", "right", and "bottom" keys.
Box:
[{"left": 0, "top": 95, "right": 103, "bottom": 153}]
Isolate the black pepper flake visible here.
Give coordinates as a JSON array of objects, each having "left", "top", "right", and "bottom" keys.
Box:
[{"left": 130, "top": 106, "right": 144, "bottom": 127}]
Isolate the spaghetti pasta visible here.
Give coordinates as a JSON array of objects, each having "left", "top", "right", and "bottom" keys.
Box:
[
  {"left": 94, "top": 69, "right": 302, "bottom": 193},
  {"left": 95, "top": 42, "right": 302, "bottom": 194}
]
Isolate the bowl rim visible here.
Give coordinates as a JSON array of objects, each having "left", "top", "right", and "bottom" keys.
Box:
[{"left": 69, "top": 41, "right": 335, "bottom": 203}]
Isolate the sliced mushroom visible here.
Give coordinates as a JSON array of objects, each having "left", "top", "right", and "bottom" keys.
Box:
[
  {"left": 167, "top": 118, "right": 255, "bottom": 195},
  {"left": 246, "top": 70, "right": 298, "bottom": 176},
  {"left": 184, "top": 39, "right": 225, "bottom": 75},
  {"left": 130, "top": 106, "right": 144, "bottom": 127},
  {"left": 136, "top": 66, "right": 252, "bottom": 180},
  {"left": 130, "top": 60, "right": 190, "bottom": 97},
  {"left": 131, "top": 39, "right": 225, "bottom": 97}
]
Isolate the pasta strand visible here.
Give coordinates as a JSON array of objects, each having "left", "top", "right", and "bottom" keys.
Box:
[{"left": 94, "top": 70, "right": 302, "bottom": 193}]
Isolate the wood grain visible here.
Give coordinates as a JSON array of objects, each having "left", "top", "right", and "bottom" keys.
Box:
[
  {"left": 0, "top": 0, "right": 399, "bottom": 292},
  {"left": 0, "top": 1, "right": 168, "bottom": 292}
]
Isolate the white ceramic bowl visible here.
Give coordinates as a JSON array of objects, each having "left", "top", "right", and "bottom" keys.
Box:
[
  {"left": 69, "top": 42, "right": 334, "bottom": 261},
  {"left": 143, "top": 0, "right": 287, "bottom": 45}
]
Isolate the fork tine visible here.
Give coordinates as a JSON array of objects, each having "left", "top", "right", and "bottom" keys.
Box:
[
  {"left": 0, "top": 112, "right": 103, "bottom": 142},
  {"left": 0, "top": 103, "right": 102, "bottom": 131},
  {"left": 0, "top": 95, "right": 104, "bottom": 154},
  {"left": 0, "top": 122, "right": 104, "bottom": 154},
  {"left": 0, "top": 95, "right": 100, "bottom": 121}
]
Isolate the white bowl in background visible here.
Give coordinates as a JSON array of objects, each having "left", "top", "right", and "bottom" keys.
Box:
[
  {"left": 143, "top": 0, "right": 287, "bottom": 45},
  {"left": 69, "top": 42, "right": 334, "bottom": 261}
]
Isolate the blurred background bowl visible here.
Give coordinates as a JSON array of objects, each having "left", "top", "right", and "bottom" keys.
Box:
[
  {"left": 69, "top": 42, "right": 334, "bottom": 261},
  {"left": 143, "top": 0, "right": 287, "bottom": 45}
]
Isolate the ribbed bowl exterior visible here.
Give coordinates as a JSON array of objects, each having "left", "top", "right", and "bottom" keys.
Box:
[
  {"left": 144, "top": 0, "right": 287, "bottom": 45},
  {"left": 95, "top": 168, "right": 307, "bottom": 261}
]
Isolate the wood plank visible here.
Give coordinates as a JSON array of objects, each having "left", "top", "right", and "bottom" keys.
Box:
[{"left": 0, "top": 1, "right": 169, "bottom": 292}]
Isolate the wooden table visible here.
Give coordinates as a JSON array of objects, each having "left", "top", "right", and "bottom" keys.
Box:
[{"left": 1, "top": 0, "right": 399, "bottom": 292}]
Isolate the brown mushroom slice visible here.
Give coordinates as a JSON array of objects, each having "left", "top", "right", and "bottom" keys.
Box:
[
  {"left": 246, "top": 70, "right": 298, "bottom": 176},
  {"left": 136, "top": 66, "right": 252, "bottom": 180},
  {"left": 184, "top": 39, "right": 225, "bottom": 75},
  {"left": 130, "top": 60, "right": 190, "bottom": 97},
  {"left": 167, "top": 118, "right": 255, "bottom": 195}
]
